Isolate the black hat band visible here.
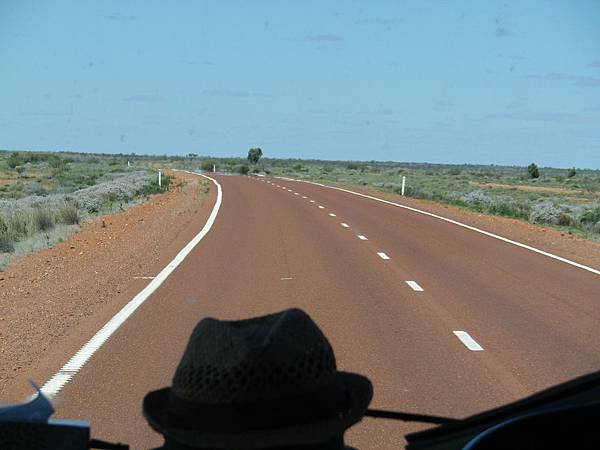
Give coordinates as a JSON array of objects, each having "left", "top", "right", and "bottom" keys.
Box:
[{"left": 167, "top": 380, "right": 351, "bottom": 432}]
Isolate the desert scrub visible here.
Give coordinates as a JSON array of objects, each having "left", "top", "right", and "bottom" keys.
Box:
[
  {"left": 57, "top": 201, "right": 80, "bottom": 225},
  {"left": 140, "top": 174, "right": 172, "bottom": 196},
  {"left": 0, "top": 233, "right": 14, "bottom": 253},
  {"left": 71, "top": 171, "right": 155, "bottom": 212},
  {"left": 529, "top": 202, "right": 565, "bottom": 225},
  {"left": 0, "top": 170, "right": 159, "bottom": 266},
  {"left": 462, "top": 190, "right": 494, "bottom": 208}
]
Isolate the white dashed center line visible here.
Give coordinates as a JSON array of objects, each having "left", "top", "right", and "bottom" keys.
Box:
[
  {"left": 310, "top": 200, "right": 315, "bottom": 203},
  {"left": 341, "top": 223, "right": 349, "bottom": 228},
  {"left": 453, "top": 331, "right": 484, "bottom": 351},
  {"left": 294, "top": 192, "right": 299, "bottom": 195},
  {"left": 318, "top": 205, "right": 325, "bottom": 209},
  {"left": 406, "top": 281, "right": 424, "bottom": 291},
  {"left": 288, "top": 189, "right": 293, "bottom": 192},
  {"left": 377, "top": 252, "right": 390, "bottom": 260},
  {"left": 280, "top": 277, "right": 294, "bottom": 281},
  {"left": 357, "top": 235, "right": 368, "bottom": 240},
  {"left": 329, "top": 213, "right": 336, "bottom": 217},
  {"left": 302, "top": 196, "right": 307, "bottom": 199}
]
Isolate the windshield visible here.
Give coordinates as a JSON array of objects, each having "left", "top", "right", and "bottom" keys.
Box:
[{"left": 1, "top": 2, "right": 599, "bottom": 449}]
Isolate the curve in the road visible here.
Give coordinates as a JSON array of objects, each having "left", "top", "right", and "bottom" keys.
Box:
[
  {"left": 274, "top": 176, "right": 600, "bottom": 277},
  {"left": 40, "top": 172, "right": 222, "bottom": 398}
]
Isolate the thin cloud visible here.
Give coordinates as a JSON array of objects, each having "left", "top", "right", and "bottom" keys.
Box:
[
  {"left": 523, "top": 73, "right": 600, "bottom": 87},
  {"left": 122, "top": 94, "right": 167, "bottom": 102},
  {"left": 183, "top": 60, "right": 215, "bottom": 66},
  {"left": 574, "top": 77, "right": 600, "bottom": 87},
  {"left": 201, "top": 89, "right": 271, "bottom": 98},
  {"left": 587, "top": 61, "right": 600, "bottom": 68},
  {"left": 19, "top": 111, "right": 71, "bottom": 116},
  {"left": 486, "top": 112, "right": 592, "bottom": 124},
  {"left": 357, "top": 108, "right": 396, "bottom": 116},
  {"left": 295, "top": 34, "right": 343, "bottom": 42},
  {"left": 494, "top": 18, "right": 509, "bottom": 37},
  {"left": 107, "top": 12, "right": 136, "bottom": 21},
  {"left": 523, "top": 73, "right": 578, "bottom": 81},
  {"left": 355, "top": 17, "right": 397, "bottom": 26}
]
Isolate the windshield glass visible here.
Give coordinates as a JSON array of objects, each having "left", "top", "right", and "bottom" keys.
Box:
[{"left": 1, "top": 2, "right": 599, "bottom": 449}]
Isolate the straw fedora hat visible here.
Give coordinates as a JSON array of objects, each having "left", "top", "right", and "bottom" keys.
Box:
[{"left": 143, "top": 308, "right": 373, "bottom": 449}]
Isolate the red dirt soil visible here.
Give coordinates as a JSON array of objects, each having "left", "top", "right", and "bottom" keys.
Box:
[{"left": 0, "top": 171, "right": 215, "bottom": 398}]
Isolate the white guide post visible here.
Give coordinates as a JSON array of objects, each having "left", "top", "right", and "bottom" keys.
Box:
[
  {"left": 158, "top": 170, "right": 162, "bottom": 187},
  {"left": 213, "top": 164, "right": 216, "bottom": 173},
  {"left": 401, "top": 176, "right": 406, "bottom": 196}
]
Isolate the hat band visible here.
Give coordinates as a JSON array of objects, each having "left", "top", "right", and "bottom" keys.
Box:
[{"left": 167, "top": 379, "right": 351, "bottom": 432}]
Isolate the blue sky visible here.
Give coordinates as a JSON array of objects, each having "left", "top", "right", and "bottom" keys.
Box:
[{"left": 1, "top": 1, "right": 599, "bottom": 168}]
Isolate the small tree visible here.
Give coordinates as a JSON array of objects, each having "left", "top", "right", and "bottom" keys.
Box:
[
  {"left": 247, "top": 148, "right": 263, "bottom": 164},
  {"left": 201, "top": 161, "right": 216, "bottom": 172},
  {"left": 7, "top": 152, "right": 23, "bottom": 169},
  {"left": 567, "top": 167, "right": 577, "bottom": 178},
  {"left": 527, "top": 163, "right": 540, "bottom": 179}
]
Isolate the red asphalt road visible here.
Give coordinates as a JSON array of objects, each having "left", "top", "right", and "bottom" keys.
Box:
[{"left": 29, "top": 174, "right": 600, "bottom": 448}]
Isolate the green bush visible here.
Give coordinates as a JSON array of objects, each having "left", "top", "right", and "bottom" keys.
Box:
[
  {"left": 7, "top": 152, "right": 24, "bottom": 169},
  {"left": 580, "top": 205, "right": 600, "bottom": 225},
  {"left": 32, "top": 208, "right": 54, "bottom": 232},
  {"left": 201, "top": 161, "right": 216, "bottom": 172},
  {"left": 58, "top": 202, "right": 80, "bottom": 225},
  {"left": 0, "top": 233, "right": 15, "bottom": 253},
  {"left": 141, "top": 174, "right": 172, "bottom": 195},
  {"left": 528, "top": 163, "right": 540, "bottom": 179},
  {"left": 237, "top": 165, "right": 250, "bottom": 175}
]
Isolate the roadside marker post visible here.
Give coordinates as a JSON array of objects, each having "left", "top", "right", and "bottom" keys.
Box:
[
  {"left": 158, "top": 170, "right": 162, "bottom": 187},
  {"left": 401, "top": 176, "right": 406, "bottom": 196},
  {"left": 213, "top": 164, "right": 216, "bottom": 173}
]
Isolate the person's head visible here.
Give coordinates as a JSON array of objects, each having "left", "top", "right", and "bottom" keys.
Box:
[{"left": 143, "top": 308, "right": 372, "bottom": 450}]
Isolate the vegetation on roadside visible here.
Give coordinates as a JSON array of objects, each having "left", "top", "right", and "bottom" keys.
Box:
[
  {"left": 166, "top": 154, "right": 600, "bottom": 241},
  {"left": 0, "top": 150, "right": 175, "bottom": 269},
  {"left": 3, "top": 149, "right": 599, "bottom": 253},
  {"left": 251, "top": 160, "right": 600, "bottom": 240}
]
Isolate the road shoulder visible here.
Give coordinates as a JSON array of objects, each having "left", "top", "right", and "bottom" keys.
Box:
[{"left": 0, "top": 171, "right": 215, "bottom": 400}]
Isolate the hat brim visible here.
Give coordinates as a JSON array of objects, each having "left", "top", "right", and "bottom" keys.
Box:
[{"left": 143, "top": 372, "right": 372, "bottom": 449}]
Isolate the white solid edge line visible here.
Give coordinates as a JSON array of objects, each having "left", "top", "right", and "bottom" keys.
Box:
[
  {"left": 453, "top": 331, "right": 484, "bottom": 351},
  {"left": 406, "top": 280, "right": 424, "bottom": 291},
  {"left": 377, "top": 252, "right": 390, "bottom": 260},
  {"left": 273, "top": 177, "right": 600, "bottom": 277},
  {"left": 341, "top": 223, "right": 349, "bottom": 228},
  {"left": 357, "top": 235, "right": 368, "bottom": 240},
  {"left": 40, "top": 170, "right": 223, "bottom": 398}
]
